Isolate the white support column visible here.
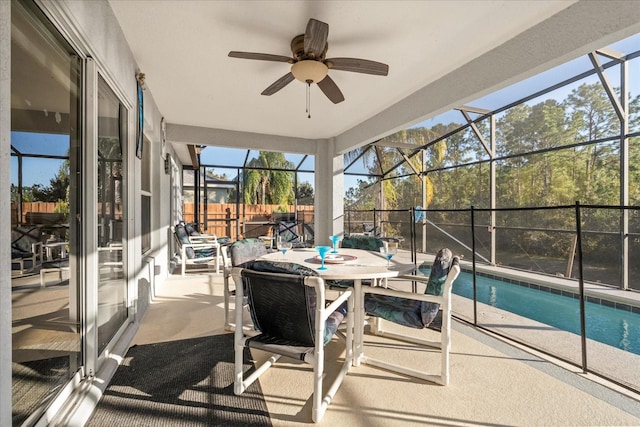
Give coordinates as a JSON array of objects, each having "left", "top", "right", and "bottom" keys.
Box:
[
  {"left": 0, "top": 2, "right": 11, "bottom": 425},
  {"left": 315, "top": 138, "right": 344, "bottom": 245}
]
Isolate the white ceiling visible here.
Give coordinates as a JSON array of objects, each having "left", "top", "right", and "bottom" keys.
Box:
[{"left": 108, "top": 0, "right": 640, "bottom": 160}]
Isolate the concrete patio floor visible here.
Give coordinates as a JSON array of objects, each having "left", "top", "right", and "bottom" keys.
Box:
[{"left": 128, "top": 267, "right": 640, "bottom": 426}]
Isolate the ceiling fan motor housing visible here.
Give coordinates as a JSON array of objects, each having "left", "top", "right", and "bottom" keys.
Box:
[{"left": 290, "top": 34, "right": 327, "bottom": 60}]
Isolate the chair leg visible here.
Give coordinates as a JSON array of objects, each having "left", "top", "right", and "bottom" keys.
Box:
[
  {"left": 312, "top": 328, "right": 324, "bottom": 423},
  {"left": 234, "top": 276, "right": 282, "bottom": 395},
  {"left": 12, "top": 258, "right": 25, "bottom": 275},
  {"left": 361, "top": 318, "right": 449, "bottom": 385},
  {"left": 40, "top": 268, "right": 49, "bottom": 288},
  {"left": 224, "top": 274, "right": 233, "bottom": 331},
  {"left": 234, "top": 289, "right": 246, "bottom": 395},
  {"left": 312, "top": 287, "right": 354, "bottom": 422},
  {"left": 371, "top": 315, "right": 383, "bottom": 335},
  {"left": 354, "top": 279, "right": 365, "bottom": 366},
  {"left": 236, "top": 351, "right": 280, "bottom": 395},
  {"left": 441, "top": 306, "right": 452, "bottom": 385}
]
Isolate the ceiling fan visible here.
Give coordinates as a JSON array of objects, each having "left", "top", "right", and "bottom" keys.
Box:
[{"left": 228, "top": 18, "right": 389, "bottom": 104}]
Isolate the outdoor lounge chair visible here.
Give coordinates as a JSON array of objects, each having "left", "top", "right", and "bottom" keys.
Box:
[
  {"left": 361, "top": 248, "right": 460, "bottom": 385},
  {"left": 173, "top": 223, "right": 221, "bottom": 275},
  {"left": 11, "top": 242, "right": 43, "bottom": 274},
  {"left": 222, "top": 238, "right": 268, "bottom": 330},
  {"left": 232, "top": 261, "right": 354, "bottom": 423},
  {"left": 181, "top": 221, "right": 220, "bottom": 243}
]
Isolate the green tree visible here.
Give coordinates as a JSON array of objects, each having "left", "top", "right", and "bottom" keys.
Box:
[
  {"left": 564, "top": 83, "right": 619, "bottom": 204},
  {"left": 30, "top": 161, "right": 69, "bottom": 203},
  {"left": 243, "top": 151, "right": 294, "bottom": 205},
  {"left": 297, "top": 182, "right": 314, "bottom": 205},
  {"left": 345, "top": 127, "right": 443, "bottom": 209},
  {"left": 11, "top": 183, "right": 34, "bottom": 203}
]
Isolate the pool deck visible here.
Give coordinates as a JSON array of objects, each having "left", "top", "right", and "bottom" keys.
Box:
[
  {"left": 12, "top": 248, "right": 640, "bottom": 425},
  {"left": 406, "top": 251, "right": 640, "bottom": 392}
]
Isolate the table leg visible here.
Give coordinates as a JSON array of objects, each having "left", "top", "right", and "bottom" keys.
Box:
[{"left": 215, "top": 244, "right": 220, "bottom": 273}]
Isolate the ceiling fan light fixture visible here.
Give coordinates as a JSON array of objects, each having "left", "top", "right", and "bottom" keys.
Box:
[
  {"left": 230, "top": 18, "right": 388, "bottom": 105},
  {"left": 291, "top": 60, "right": 328, "bottom": 84}
]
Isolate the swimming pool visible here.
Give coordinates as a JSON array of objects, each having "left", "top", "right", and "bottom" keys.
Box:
[{"left": 421, "top": 268, "right": 640, "bottom": 355}]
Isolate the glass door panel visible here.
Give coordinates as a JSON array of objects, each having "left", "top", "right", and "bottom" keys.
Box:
[
  {"left": 96, "top": 77, "right": 127, "bottom": 354},
  {"left": 10, "top": 2, "right": 82, "bottom": 424}
]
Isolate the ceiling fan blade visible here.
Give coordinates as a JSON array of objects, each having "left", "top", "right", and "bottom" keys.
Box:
[
  {"left": 317, "top": 75, "right": 345, "bottom": 104},
  {"left": 229, "top": 51, "right": 293, "bottom": 63},
  {"left": 326, "top": 57, "right": 389, "bottom": 76},
  {"left": 261, "top": 72, "right": 295, "bottom": 96},
  {"left": 304, "top": 19, "right": 329, "bottom": 58}
]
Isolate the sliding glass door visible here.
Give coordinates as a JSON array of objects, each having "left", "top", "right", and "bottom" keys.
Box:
[
  {"left": 10, "top": 2, "right": 82, "bottom": 424},
  {"left": 10, "top": 3, "right": 132, "bottom": 424}
]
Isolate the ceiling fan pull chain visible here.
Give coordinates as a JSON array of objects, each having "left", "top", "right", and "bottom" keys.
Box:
[{"left": 306, "top": 81, "right": 311, "bottom": 118}]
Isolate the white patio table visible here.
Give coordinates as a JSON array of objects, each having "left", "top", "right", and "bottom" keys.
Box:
[{"left": 258, "top": 247, "right": 415, "bottom": 365}]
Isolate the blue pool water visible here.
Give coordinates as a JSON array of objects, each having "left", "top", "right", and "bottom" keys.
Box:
[{"left": 422, "top": 268, "right": 640, "bottom": 355}]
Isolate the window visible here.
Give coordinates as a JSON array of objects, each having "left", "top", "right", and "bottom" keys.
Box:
[{"left": 141, "top": 136, "right": 151, "bottom": 254}]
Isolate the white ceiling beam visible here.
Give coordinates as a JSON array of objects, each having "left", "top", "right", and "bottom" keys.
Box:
[{"left": 167, "top": 123, "right": 319, "bottom": 156}]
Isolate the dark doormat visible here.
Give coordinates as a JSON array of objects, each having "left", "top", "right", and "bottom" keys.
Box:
[
  {"left": 12, "top": 356, "right": 71, "bottom": 426},
  {"left": 86, "top": 334, "right": 271, "bottom": 427}
]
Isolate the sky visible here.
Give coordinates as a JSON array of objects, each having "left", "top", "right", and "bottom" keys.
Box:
[
  {"left": 11, "top": 132, "right": 68, "bottom": 187},
  {"left": 198, "top": 147, "right": 316, "bottom": 189}
]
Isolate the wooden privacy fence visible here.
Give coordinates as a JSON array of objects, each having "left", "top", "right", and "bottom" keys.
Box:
[
  {"left": 13, "top": 202, "right": 315, "bottom": 242},
  {"left": 12, "top": 202, "right": 65, "bottom": 226},
  {"left": 184, "top": 203, "right": 314, "bottom": 240}
]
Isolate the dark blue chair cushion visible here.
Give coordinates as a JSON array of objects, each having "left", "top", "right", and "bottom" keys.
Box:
[
  {"left": 184, "top": 222, "right": 200, "bottom": 236},
  {"left": 174, "top": 223, "right": 195, "bottom": 258},
  {"left": 175, "top": 223, "right": 217, "bottom": 259},
  {"left": 364, "top": 248, "right": 454, "bottom": 329},
  {"left": 245, "top": 260, "right": 348, "bottom": 345},
  {"left": 11, "top": 249, "right": 30, "bottom": 259},
  {"left": 341, "top": 235, "right": 383, "bottom": 251}
]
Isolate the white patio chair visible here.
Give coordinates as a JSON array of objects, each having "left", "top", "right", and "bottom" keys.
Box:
[
  {"left": 361, "top": 248, "right": 460, "bottom": 385},
  {"left": 172, "top": 223, "right": 222, "bottom": 275},
  {"left": 11, "top": 241, "right": 43, "bottom": 274},
  {"left": 232, "top": 264, "right": 354, "bottom": 423}
]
